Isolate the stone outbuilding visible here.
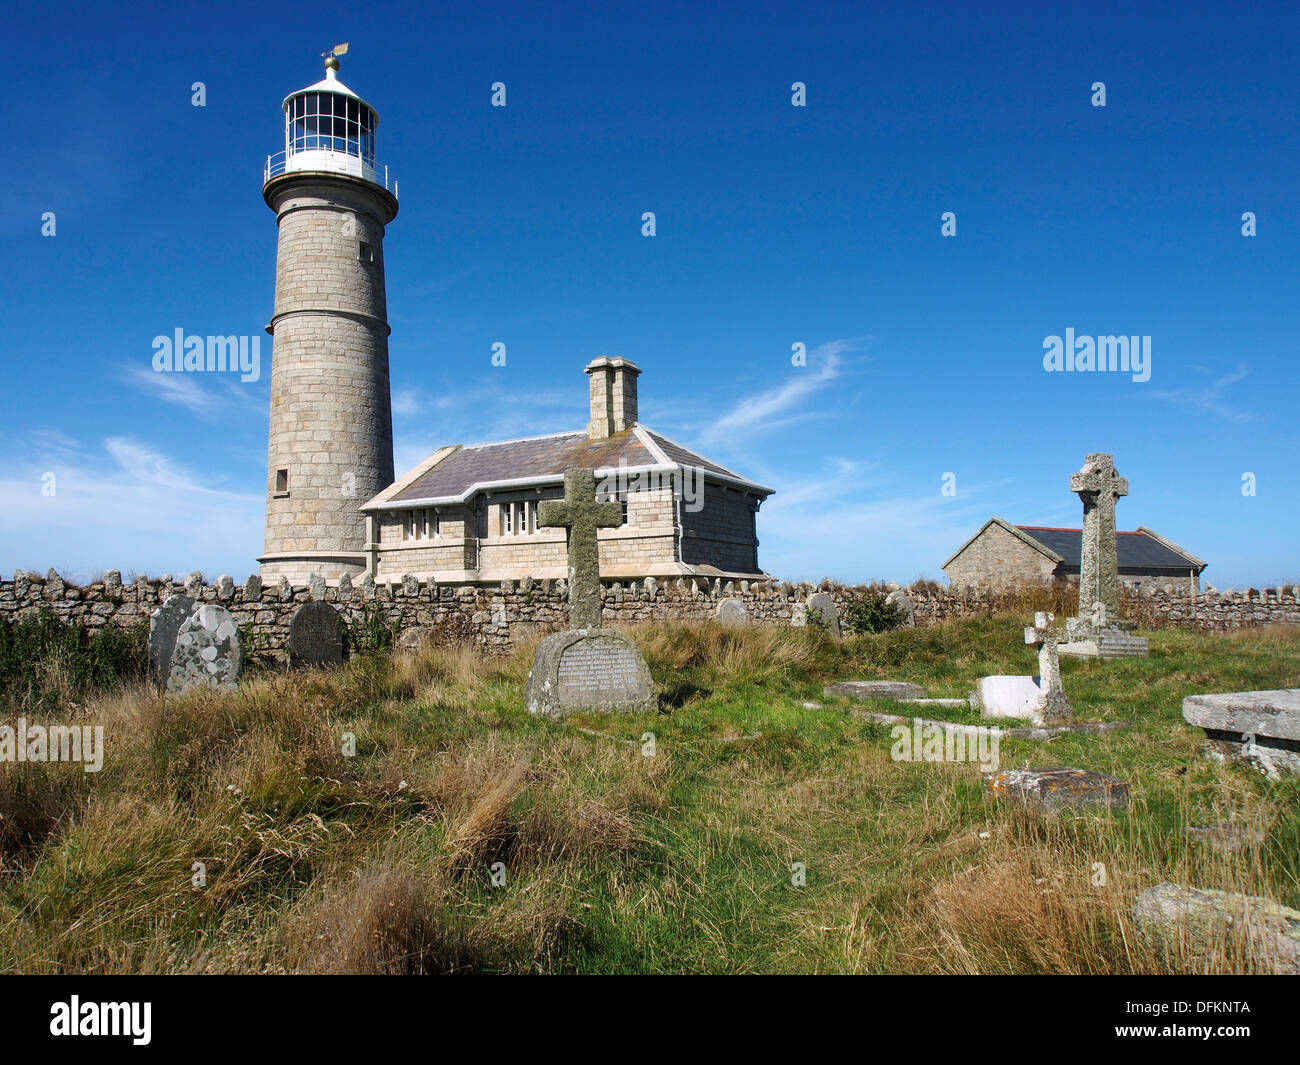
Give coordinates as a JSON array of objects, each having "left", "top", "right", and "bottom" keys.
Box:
[{"left": 943, "top": 518, "right": 1206, "bottom": 595}]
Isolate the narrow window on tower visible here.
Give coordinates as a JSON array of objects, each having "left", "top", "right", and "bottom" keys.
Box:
[
  {"left": 359, "top": 241, "right": 374, "bottom": 264},
  {"left": 274, "top": 468, "right": 289, "bottom": 496}
]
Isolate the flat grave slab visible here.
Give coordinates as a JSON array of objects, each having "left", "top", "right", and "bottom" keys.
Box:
[
  {"left": 1182, "top": 688, "right": 1300, "bottom": 777},
  {"left": 824, "top": 681, "right": 928, "bottom": 702}
]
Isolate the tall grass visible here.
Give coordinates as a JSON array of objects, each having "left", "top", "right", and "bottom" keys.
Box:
[{"left": 1, "top": 618, "right": 1296, "bottom": 973}]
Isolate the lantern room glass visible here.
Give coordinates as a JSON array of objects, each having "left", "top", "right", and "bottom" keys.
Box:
[{"left": 286, "top": 91, "right": 375, "bottom": 166}]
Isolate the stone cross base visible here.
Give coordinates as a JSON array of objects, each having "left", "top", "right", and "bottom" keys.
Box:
[
  {"left": 1059, "top": 624, "right": 1149, "bottom": 660},
  {"left": 525, "top": 628, "right": 656, "bottom": 720}
]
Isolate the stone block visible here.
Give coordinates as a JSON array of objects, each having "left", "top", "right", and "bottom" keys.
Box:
[{"left": 984, "top": 767, "right": 1129, "bottom": 811}]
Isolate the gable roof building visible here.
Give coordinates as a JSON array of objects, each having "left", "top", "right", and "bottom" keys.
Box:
[
  {"left": 360, "top": 358, "right": 774, "bottom": 583},
  {"left": 943, "top": 517, "right": 1206, "bottom": 594}
]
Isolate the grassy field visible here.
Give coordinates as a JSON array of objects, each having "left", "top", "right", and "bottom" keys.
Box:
[{"left": 1, "top": 617, "right": 1297, "bottom": 973}]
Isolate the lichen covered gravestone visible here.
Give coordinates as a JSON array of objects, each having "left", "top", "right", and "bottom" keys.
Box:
[
  {"left": 148, "top": 594, "right": 195, "bottom": 687},
  {"left": 984, "top": 766, "right": 1129, "bottom": 812},
  {"left": 1134, "top": 883, "right": 1300, "bottom": 975},
  {"left": 525, "top": 468, "right": 656, "bottom": 719},
  {"left": 1058, "top": 452, "right": 1149, "bottom": 659},
  {"left": 167, "top": 604, "right": 243, "bottom": 693},
  {"left": 288, "top": 600, "right": 346, "bottom": 667}
]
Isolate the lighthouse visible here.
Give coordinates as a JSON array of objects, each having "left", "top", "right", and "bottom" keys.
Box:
[{"left": 259, "top": 51, "right": 398, "bottom": 582}]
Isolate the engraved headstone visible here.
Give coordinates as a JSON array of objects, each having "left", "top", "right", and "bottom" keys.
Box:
[
  {"left": 525, "top": 468, "right": 656, "bottom": 719},
  {"left": 527, "top": 630, "right": 654, "bottom": 719},
  {"left": 167, "top": 603, "right": 243, "bottom": 693},
  {"left": 148, "top": 593, "right": 195, "bottom": 687},
  {"left": 885, "top": 588, "right": 915, "bottom": 627},
  {"left": 288, "top": 600, "right": 346, "bottom": 667}
]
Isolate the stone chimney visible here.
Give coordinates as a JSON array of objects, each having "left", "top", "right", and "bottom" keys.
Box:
[{"left": 585, "top": 357, "right": 641, "bottom": 439}]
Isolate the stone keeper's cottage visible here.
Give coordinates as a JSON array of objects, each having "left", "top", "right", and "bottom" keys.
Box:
[{"left": 359, "top": 358, "right": 774, "bottom": 584}]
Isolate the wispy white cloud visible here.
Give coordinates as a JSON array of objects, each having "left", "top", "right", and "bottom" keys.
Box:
[
  {"left": 1151, "top": 363, "right": 1256, "bottom": 423},
  {"left": 699, "top": 338, "right": 866, "bottom": 448},
  {"left": 0, "top": 434, "right": 261, "bottom": 581},
  {"left": 119, "top": 364, "right": 264, "bottom": 418}
]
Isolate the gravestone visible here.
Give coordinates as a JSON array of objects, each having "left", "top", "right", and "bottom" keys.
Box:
[
  {"left": 1134, "top": 883, "right": 1300, "bottom": 975},
  {"left": 148, "top": 593, "right": 195, "bottom": 687},
  {"left": 886, "top": 588, "right": 915, "bottom": 627},
  {"left": 805, "top": 592, "right": 841, "bottom": 639},
  {"left": 716, "top": 598, "right": 749, "bottom": 626},
  {"left": 288, "top": 601, "right": 346, "bottom": 667},
  {"left": 1182, "top": 688, "right": 1300, "bottom": 779},
  {"left": 1059, "top": 453, "right": 1149, "bottom": 659},
  {"left": 984, "top": 767, "right": 1129, "bottom": 811},
  {"left": 972, "top": 612, "right": 1073, "bottom": 725},
  {"left": 525, "top": 468, "right": 656, "bottom": 719},
  {"left": 167, "top": 603, "right": 243, "bottom": 693}
]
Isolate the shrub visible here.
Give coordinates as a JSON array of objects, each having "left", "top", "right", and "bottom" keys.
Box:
[
  {"left": 841, "top": 591, "right": 904, "bottom": 635},
  {"left": 347, "top": 604, "right": 400, "bottom": 655},
  {"left": 0, "top": 609, "right": 146, "bottom": 711}
]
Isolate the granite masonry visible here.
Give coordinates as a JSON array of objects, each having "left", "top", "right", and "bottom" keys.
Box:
[{"left": 2, "top": 570, "right": 1296, "bottom": 659}]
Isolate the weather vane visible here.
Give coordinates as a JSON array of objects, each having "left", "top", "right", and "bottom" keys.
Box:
[{"left": 321, "top": 42, "right": 349, "bottom": 60}]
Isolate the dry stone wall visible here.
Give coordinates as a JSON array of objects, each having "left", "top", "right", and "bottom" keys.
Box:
[{"left": 1, "top": 569, "right": 1295, "bottom": 657}]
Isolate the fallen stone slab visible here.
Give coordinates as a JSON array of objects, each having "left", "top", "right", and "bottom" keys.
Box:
[
  {"left": 984, "top": 766, "right": 1130, "bottom": 811},
  {"left": 1187, "top": 824, "right": 1266, "bottom": 853},
  {"left": 1134, "top": 882, "right": 1300, "bottom": 975},
  {"left": 904, "top": 698, "right": 968, "bottom": 708},
  {"left": 824, "top": 681, "right": 928, "bottom": 702},
  {"left": 804, "top": 704, "right": 1131, "bottom": 741},
  {"left": 1182, "top": 688, "right": 1300, "bottom": 779}
]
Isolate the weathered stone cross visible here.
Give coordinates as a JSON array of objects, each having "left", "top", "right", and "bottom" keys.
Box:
[
  {"left": 1025, "top": 611, "right": 1073, "bottom": 724},
  {"left": 1070, "top": 452, "right": 1129, "bottom": 628},
  {"left": 538, "top": 467, "right": 623, "bottom": 631}
]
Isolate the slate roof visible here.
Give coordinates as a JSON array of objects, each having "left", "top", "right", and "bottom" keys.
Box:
[
  {"left": 378, "top": 425, "right": 770, "bottom": 506},
  {"left": 1015, "top": 526, "right": 1203, "bottom": 571},
  {"left": 641, "top": 430, "right": 741, "bottom": 479}
]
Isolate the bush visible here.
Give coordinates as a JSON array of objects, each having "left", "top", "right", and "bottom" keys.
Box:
[
  {"left": 841, "top": 592, "right": 904, "bottom": 636},
  {"left": 0, "top": 609, "right": 147, "bottom": 711},
  {"left": 347, "top": 604, "right": 400, "bottom": 655}
]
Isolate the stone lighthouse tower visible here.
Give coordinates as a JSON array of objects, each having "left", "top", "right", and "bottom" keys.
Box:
[{"left": 259, "top": 53, "right": 398, "bottom": 582}]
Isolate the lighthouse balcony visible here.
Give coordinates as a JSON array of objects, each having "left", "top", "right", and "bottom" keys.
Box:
[{"left": 264, "top": 149, "right": 398, "bottom": 198}]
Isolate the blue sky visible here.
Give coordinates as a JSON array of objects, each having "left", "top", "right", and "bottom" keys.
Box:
[{"left": 2, "top": 0, "right": 1296, "bottom": 586}]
